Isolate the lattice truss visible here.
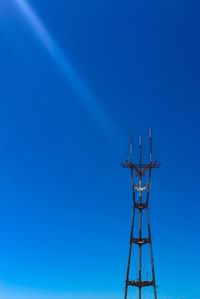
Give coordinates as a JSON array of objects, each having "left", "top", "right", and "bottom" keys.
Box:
[{"left": 122, "top": 129, "right": 160, "bottom": 299}]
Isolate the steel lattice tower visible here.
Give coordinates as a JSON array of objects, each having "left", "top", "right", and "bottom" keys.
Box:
[{"left": 122, "top": 129, "right": 160, "bottom": 299}]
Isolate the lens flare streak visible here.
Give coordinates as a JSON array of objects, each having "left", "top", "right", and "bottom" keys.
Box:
[{"left": 13, "top": 0, "right": 117, "bottom": 138}]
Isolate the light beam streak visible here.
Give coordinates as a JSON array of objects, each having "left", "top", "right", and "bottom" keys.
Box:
[{"left": 13, "top": 0, "right": 118, "bottom": 140}]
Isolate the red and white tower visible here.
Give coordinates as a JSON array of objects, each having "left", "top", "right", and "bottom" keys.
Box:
[{"left": 122, "top": 129, "right": 160, "bottom": 299}]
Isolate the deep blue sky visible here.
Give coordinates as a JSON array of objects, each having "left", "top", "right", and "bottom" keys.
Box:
[{"left": 0, "top": 0, "right": 199, "bottom": 298}]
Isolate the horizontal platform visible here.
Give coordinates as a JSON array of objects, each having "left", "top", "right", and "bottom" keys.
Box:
[
  {"left": 131, "top": 237, "right": 151, "bottom": 245},
  {"left": 127, "top": 280, "right": 155, "bottom": 288},
  {"left": 121, "top": 161, "right": 160, "bottom": 176},
  {"left": 122, "top": 161, "right": 160, "bottom": 169},
  {"left": 134, "top": 202, "right": 148, "bottom": 210}
]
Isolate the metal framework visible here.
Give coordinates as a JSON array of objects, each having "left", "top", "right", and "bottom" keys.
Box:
[{"left": 122, "top": 128, "right": 160, "bottom": 299}]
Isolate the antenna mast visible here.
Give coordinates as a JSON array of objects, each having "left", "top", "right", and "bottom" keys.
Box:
[{"left": 122, "top": 129, "right": 160, "bottom": 299}]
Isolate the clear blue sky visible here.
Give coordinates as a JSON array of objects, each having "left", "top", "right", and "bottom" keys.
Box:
[{"left": 0, "top": 0, "right": 199, "bottom": 298}]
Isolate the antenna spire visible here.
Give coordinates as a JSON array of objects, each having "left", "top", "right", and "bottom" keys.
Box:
[
  {"left": 130, "top": 133, "right": 133, "bottom": 162},
  {"left": 149, "top": 128, "right": 152, "bottom": 162},
  {"left": 139, "top": 135, "right": 142, "bottom": 167}
]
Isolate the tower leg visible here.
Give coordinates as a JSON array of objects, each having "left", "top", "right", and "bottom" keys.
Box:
[
  {"left": 146, "top": 207, "right": 157, "bottom": 299},
  {"left": 124, "top": 208, "right": 135, "bottom": 299},
  {"left": 139, "top": 287, "right": 141, "bottom": 299}
]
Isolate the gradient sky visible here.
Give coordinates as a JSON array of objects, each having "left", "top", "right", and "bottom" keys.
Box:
[{"left": 0, "top": 0, "right": 200, "bottom": 298}]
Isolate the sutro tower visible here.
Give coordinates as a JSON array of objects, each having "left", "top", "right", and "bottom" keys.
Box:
[{"left": 122, "top": 129, "right": 160, "bottom": 299}]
